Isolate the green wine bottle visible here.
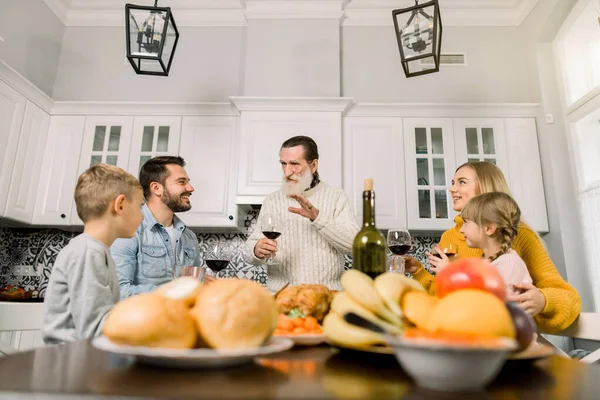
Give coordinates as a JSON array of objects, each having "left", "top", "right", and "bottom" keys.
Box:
[{"left": 352, "top": 178, "right": 387, "bottom": 279}]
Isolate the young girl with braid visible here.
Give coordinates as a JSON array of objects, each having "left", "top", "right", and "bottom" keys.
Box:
[{"left": 460, "top": 192, "right": 532, "bottom": 297}]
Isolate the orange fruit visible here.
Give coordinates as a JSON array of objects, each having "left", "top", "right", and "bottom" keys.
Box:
[
  {"left": 425, "top": 289, "right": 516, "bottom": 339},
  {"left": 401, "top": 291, "right": 438, "bottom": 329}
]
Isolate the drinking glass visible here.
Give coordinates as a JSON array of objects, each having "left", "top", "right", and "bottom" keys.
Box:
[
  {"left": 435, "top": 243, "right": 458, "bottom": 260},
  {"left": 179, "top": 265, "right": 207, "bottom": 282},
  {"left": 387, "top": 228, "right": 412, "bottom": 274},
  {"left": 261, "top": 215, "right": 281, "bottom": 266},
  {"left": 205, "top": 242, "right": 230, "bottom": 275}
]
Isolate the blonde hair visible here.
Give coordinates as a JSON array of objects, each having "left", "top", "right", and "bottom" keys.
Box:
[
  {"left": 461, "top": 192, "right": 521, "bottom": 261},
  {"left": 75, "top": 164, "right": 142, "bottom": 222},
  {"left": 456, "top": 161, "right": 512, "bottom": 195}
]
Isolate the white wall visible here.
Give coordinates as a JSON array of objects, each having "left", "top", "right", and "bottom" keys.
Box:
[
  {"left": 341, "top": 26, "right": 541, "bottom": 103},
  {"left": 243, "top": 19, "right": 340, "bottom": 97},
  {"left": 53, "top": 27, "right": 246, "bottom": 102},
  {"left": 0, "top": 0, "right": 64, "bottom": 97}
]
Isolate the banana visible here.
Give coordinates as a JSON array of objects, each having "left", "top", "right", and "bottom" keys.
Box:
[
  {"left": 330, "top": 291, "right": 404, "bottom": 335},
  {"left": 373, "top": 272, "right": 425, "bottom": 318},
  {"left": 340, "top": 270, "right": 401, "bottom": 325},
  {"left": 322, "top": 311, "right": 386, "bottom": 347}
]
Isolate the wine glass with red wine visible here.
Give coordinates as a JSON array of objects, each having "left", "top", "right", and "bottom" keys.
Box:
[
  {"left": 261, "top": 215, "right": 281, "bottom": 266},
  {"left": 205, "top": 243, "right": 230, "bottom": 275},
  {"left": 387, "top": 228, "right": 412, "bottom": 274},
  {"left": 434, "top": 243, "right": 457, "bottom": 260}
]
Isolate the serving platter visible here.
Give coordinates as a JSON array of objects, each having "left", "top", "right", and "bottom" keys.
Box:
[
  {"left": 275, "top": 333, "right": 327, "bottom": 346},
  {"left": 92, "top": 336, "right": 294, "bottom": 369}
]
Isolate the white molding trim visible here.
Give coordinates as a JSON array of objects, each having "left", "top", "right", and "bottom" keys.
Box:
[
  {"left": 0, "top": 60, "right": 54, "bottom": 114},
  {"left": 41, "top": 0, "right": 540, "bottom": 27},
  {"left": 565, "top": 86, "right": 600, "bottom": 123},
  {"left": 63, "top": 9, "right": 247, "bottom": 27},
  {"left": 41, "top": 0, "right": 69, "bottom": 25},
  {"left": 345, "top": 103, "right": 541, "bottom": 118},
  {"left": 229, "top": 97, "right": 354, "bottom": 113},
  {"left": 343, "top": 0, "right": 540, "bottom": 27},
  {"left": 245, "top": 0, "right": 344, "bottom": 20},
  {"left": 51, "top": 102, "right": 239, "bottom": 116}
]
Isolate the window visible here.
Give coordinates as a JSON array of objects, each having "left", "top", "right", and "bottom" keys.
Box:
[{"left": 555, "top": 0, "right": 600, "bottom": 310}]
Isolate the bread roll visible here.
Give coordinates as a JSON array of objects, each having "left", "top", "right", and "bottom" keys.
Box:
[
  {"left": 103, "top": 293, "right": 197, "bottom": 348},
  {"left": 190, "top": 279, "right": 278, "bottom": 349},
  {"left": 155, "top": 277, "right": 203, "bottom": 307}
]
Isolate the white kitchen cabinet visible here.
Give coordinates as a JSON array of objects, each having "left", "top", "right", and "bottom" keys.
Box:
[
  {"left": 128, "top": 116, "right": 182, "bottom": 175},
  {"left": 3, "top": 101, "right": 50, "bottom": 223},
  {"left": 178, "top": 116, "right": 239, "bottom": 229},
  {"left": 404, "top": 118, "right": 457, "bottom": 231},
  {"left": 236, "top": 111, "right": 342, "bottom": 204},
  {"left": 32, "top": 116, "right": 85, "bottom": 225},
  {"left": 453, "top": 117, "right": 548, "bottom": 232},
  {"left": 0, "top": 80, "right": 27, "bottom": 216},
  {"left": 453, "top": 118, "right": 508, "bottom": 174},
  {"left": 343, "top": 117, "right": 407, "bottom": 229},
  {"left": 70, "top": 116, "right": 134, "bottom": 225},
  {"left": 503, "top": 118, "right": 548, "bottom": 232}
]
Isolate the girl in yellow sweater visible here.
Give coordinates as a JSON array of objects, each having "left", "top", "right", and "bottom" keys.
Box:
[{"left": 406, "top": 161, "right": 581, "bottom": 333}]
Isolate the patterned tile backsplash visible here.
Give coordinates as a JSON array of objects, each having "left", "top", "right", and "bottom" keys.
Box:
[{"left": 0, "top": 211, "right": 439, "bottom": 298}]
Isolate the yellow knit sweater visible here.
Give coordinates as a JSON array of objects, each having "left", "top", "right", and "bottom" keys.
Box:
[{"left": 412, "top": 216, "right": 581, "bottom": 333}]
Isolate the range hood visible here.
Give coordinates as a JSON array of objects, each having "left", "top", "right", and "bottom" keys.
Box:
[{"left": 230, "top": 97, "right": 353, "bottom": 207}]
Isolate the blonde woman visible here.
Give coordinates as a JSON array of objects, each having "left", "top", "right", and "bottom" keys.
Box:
[
  {"left": 406, "top": 161, "right": 581, "bottom": 333},
  {"left": 460, "top": 192, "right": 532, "bottom": 297}
]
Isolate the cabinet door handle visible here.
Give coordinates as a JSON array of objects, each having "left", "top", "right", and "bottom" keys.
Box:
[
  {"left": 60, "top": 214, "right": 66, "bottom": 219},
  {"left": 228, "top": 215, "right": 234, "bottom": 220}
]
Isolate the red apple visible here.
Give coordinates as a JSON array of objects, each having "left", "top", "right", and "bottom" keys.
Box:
[{"left": 435, "top": 257, "right": 507, "bottom": 302}]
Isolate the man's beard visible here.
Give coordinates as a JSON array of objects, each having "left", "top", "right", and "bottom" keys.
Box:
[
  {"left": 282, "top": 168, "right": 314, "bottom": 196},
  {"left": 162, "top": 187, "right": 192, "bottom": 212}
]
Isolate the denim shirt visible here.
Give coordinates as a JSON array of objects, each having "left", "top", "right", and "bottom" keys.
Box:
[{"left": 110, "top": 204, "right": 201, "bottom": 299}]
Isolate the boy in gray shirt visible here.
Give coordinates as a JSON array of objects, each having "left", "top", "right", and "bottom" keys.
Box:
[{"left": 42, "top": 164, "right": 145, "bottom": 344}]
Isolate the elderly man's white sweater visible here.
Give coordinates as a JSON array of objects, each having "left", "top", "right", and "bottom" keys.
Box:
[{"left": 246, "top": 182, "right": 359, "bottom": 292}]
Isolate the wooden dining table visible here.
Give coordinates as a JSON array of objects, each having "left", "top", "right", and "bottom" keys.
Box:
[{"left": 0, "top": 340, "right": 599, "bottom": 399}]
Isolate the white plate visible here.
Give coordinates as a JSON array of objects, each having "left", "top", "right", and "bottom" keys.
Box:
[
  {"left": 276, "top": 333, "right": 327, "bottom": 346},
  {"left": 92, "top": 336, "right": 294, "bottom": 369}
]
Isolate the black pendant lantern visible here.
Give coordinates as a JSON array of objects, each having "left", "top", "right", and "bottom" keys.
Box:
[
  {"left": 392, "top": 0, "right": 442, "bottom": 78},
  {"left": 125, "top": 1, "right": 180, "bottom": 76}
]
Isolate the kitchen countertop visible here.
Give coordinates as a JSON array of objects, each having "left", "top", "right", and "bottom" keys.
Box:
[{"left": 0, "top": 340, "right": 599, "bottom": 399}]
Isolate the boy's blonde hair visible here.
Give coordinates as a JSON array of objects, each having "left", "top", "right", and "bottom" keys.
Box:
[
  {"left": 456, "top": 161, "right": 512, "bottom": 195},
  {"left": 75, "top": 164, "right": 142, "bottom": 222},
  {"left": 461, "top": 192, "right": 521, "bottom": 261}
]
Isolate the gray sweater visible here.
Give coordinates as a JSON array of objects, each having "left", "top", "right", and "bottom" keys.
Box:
[{"left": 42, "top": 233, "right": 120, "bottom": 345}]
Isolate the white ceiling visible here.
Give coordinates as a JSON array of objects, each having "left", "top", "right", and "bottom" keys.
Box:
[{"left": 42, "top": 0, "right": 541, "bottom": 27}]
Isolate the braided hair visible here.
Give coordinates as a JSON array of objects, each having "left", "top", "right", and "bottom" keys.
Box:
[{"left": 461, "top": 192, "right": 521, "bottom": 261}]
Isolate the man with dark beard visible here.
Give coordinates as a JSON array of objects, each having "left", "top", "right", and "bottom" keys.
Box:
[
  {"left": 246, "top": 136, "right": 359, "bottom": 292},
  {"left": 111, "top": 156, "right": 213, "bottom": 299}
]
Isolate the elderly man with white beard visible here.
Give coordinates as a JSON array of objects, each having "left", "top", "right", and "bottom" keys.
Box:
[{"left": 246, "top": 136, "right": 359, "bottom": 292}]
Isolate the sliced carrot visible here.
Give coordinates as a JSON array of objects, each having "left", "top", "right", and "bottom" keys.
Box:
[
  {"left": 291, "top": 317, "right": 305, "bottom": 327},
  {"left": 304, "top": 316, "right": 319, "bottom": 330},
  {"left": 279, "top": 319, "right": 294, "bottom": 331},
  {"left": 292, "top": 326, "right": 308, "bottom": 334}
]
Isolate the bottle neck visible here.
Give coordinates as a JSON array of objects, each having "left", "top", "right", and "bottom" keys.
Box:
[{"left": 362, "top": 190, "right": 376, "bottom": 228}]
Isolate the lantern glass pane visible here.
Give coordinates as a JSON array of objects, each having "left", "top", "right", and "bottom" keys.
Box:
[
  {"left": 161, "top": 18, "right": 177, "bottom": 67},
  {"left": 128, "top": 8, "right": 167, "bottom": 58},
  {"left": 139, "top": 58, "right": 165, "bottom": 73},
  {"left": 395, "top": 4, "right": 436, "bottom": 61}
]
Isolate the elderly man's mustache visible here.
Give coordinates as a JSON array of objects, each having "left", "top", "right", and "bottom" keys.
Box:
[{"left": 286, "top": 174, "right": 300, "bottom": 182}]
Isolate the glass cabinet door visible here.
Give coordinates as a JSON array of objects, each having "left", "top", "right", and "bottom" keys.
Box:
[
  {"left": 72, "top": 116, "right": 134, "bottom": 225},
  {"left": 453, "top": 118, "right": 508, "bottom": 183},
  {"left": 128, "top": 117, "right": 182, "bottom": 174},
  {"left": 404, "top": 118, "right": 456, "bottom": 231},
  {"left": 79, "top": 117, "right": 134, "bottom": 171}
]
